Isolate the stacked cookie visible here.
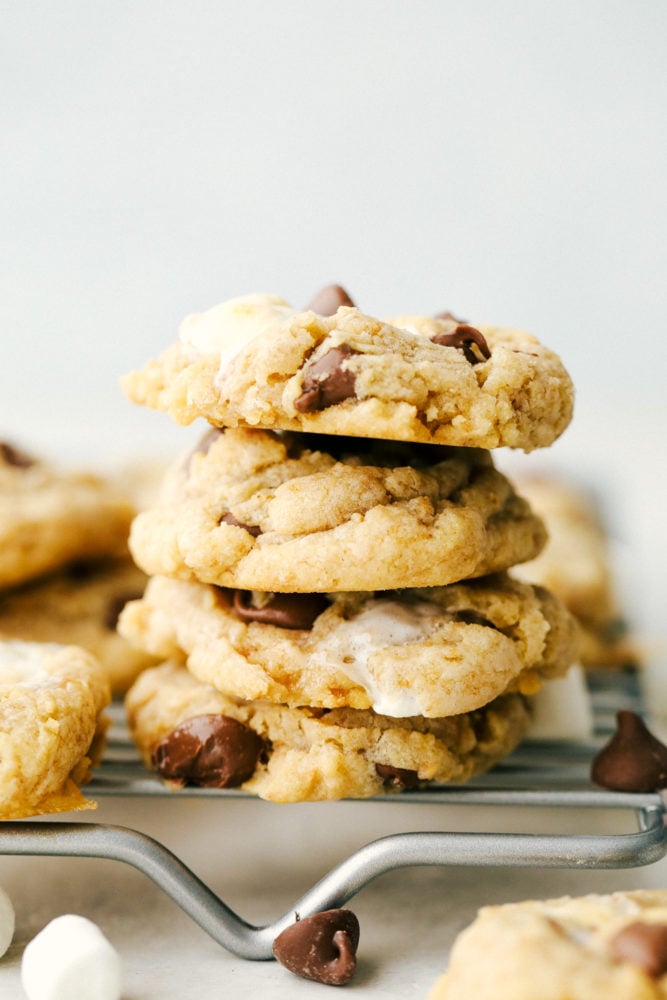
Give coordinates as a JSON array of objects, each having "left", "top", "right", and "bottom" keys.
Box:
[{"left": 120, "top": 286, "right": 580, "bottom": 802}]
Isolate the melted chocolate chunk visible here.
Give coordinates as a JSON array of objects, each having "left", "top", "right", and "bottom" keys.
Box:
[
  {"left": 432, "top": 324, "right": 491, "bottom": 365},
  {"left": 220, "top": 513, "right": 262, "bottom": 537},
  {"left": 609, "top": 921, "right": 667, "bottom": 977},
  {"left": 232, "top": 591, "right": 330, "bottom": 630},
  {"left": 153, "top": 714, "right": 263, "bottom": 788},
  {"left": 591, "top": 711, "right": 667, "bottom": 792},
  {"left": 273, "top": 909, "right": 360, "bottom": 985},
  {"left": 0, "top": 441, "right": 35, "bottom": 468},
  {"left": 293, "top": 345, "right": 358, "bottom": 413},
  {"left": 306, "top": 285, "right": 356, "bottom": 315},
  {"left": 103, "top": 590, "right": 143, "bottom": 630},
  {"left": 375, "top": 763, "right": 420, "bottom": 790}
]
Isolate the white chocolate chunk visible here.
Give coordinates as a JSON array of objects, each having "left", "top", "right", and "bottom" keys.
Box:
[
  {"left": 21, "top": 914, "right": 122, "bottom": 1000},
  {"left": 179, "top": 292, "right": 295, "bottom": 359},
  {"left": 0, "top": 885, "right": 15, "bottom": 958}
]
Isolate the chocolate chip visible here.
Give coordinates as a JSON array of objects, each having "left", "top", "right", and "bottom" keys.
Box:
[
  {"left": 293, "top": 345, "right": 358, "bottom": 413},
  {"left": 0, "top": 441, "right": 35, "bottom": 468},
  {"left": 609, "top": 921, "right": 667, "bottom": 977},
  {"left": 232, "top": 591, "right": 330, "bottom": 629},
  {"left": 103, "top": 590, "right": 143, "bottom": 630},
  {"left": 591, "top": 711, "right": 667, "bottom": 792},
  {"left": 432, "top": 324, "right": 491, "bottom": 365},
  {"left": 273, "top": 909, "right": 360, "bottom": 985},
  {"left": 375, "top": 763, "right": 420, "bottom": 790},
  {"left": 220, "top": 513, "right": 262, "bottom": 537},
  {"left": 153, "top": 714, "right": 263, "bottom": 788},
  {"left": 306, "top": 285, "right": 356, "bottom": 316}
]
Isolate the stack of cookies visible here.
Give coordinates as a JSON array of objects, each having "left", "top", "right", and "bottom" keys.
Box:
[{"left": 119, "top": 286, "right": 580, "bottom": 802}]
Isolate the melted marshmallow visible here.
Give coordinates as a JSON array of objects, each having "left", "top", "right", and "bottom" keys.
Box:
[
  {"left": 178, "top": 292, "right": 295, "bottom": 369},
  {"left": 311, "top": 599, "right": 443, "bottom": 717},
  {"left": 21, "top": 914, "right": 122, "bottom": 1000}
]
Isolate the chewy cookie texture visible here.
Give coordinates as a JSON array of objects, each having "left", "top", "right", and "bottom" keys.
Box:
[
  {"left": 122, "top": 285, "right": 580, "bottom": 802},
  {"left": 428, "top": 890, "right": 667, "bottom": 1000}
]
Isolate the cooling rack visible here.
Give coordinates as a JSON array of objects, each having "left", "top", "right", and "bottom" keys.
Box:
[{"left": 1, "top": 670, "right": 666, "bottom": 960}]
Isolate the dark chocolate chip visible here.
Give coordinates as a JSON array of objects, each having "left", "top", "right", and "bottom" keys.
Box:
[
  {"left": 273, "top": 909, "right": 360, "bottom": 986},
  {"left": 153, "top": 714, "right": 263, "bottom": 788},
  {"left": 232, "top": 591, "right": 330, "bottom": 630},
  {"left": 103, "top": 590, "right": 143, "bottom": 630},
  {"left": 220, "top": 513, "right": 262, "bottom": 537},
  {"left": 375, "top": 763, "right": 420, "bottom": 790},
  {"left": 293, "top": 345, "right": 358, "bottom": 413},
  {"left": 591, "top": 711, "right": 667, "bottom": 792},
  {"left": 306, "top": 285, "right": 356, "bottom": 315},
  {"left": 432, "top": 324, "right": 491, "bottom": 365},
  {"left": 0, "top": 441, "right": 35, "bottom": 468},
  {"left": 608, "top": 921, "right": 667, "bottom": 978}
]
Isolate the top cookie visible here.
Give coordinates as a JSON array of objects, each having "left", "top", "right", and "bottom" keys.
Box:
[
  {"left": 0, "top": 441, "right": 135, "bottom": 589},
  {"left": 121, "top": 293, "right": 574, "bottom": 451}
]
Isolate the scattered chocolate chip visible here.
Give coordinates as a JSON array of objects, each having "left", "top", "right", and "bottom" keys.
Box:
[
  {"left": 591, "top": 711, "right": 667, "bottom": 792},
  {"left": 306, "top": 285, "right": 356, "bottom": 315},
  {"left": 232, "top": 591, "right": 330, "bottom": 630},
  {"left": 153, "top": 714, "right": 263, "bottom": 788},
  {"left": 0, "top": 441, "right": 35, "bottom": 468},
  {"left": 432, "top": 324, "right": 491, "bottom": 365},
  {"left": 219, "top": 512, "right": 262, "bottom": 537},
  {"left": 103, "top": 590, "right": 143, "bottom": 630},
  {"left": 375, "top": 763, "right": 420, "bottom": 790},
  {"left": 293, "top": 345, "right": 359, "bottom": 413},
  {"left": 273, "top": 909, "right": 360, "bottom": 986},
  {"left": 608, "top": 921, "right": 667, "bottom": 977}
]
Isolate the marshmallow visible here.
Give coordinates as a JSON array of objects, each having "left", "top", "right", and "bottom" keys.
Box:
[
  {"left": 527, "top": 663, "right": 594, "bottom": 741},
  {"left": 21, "top": 914, "right": 122, "bottom": 1000},
  {"left": 0, "top": 885, "right": 15, "bottom": 957}
]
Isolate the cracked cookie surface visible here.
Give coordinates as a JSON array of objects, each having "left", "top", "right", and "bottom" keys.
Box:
[
  {"left": 128, "top": 428, "right": 547, "bottom": 592},
  {"left": 121, "top": 295, "right": 574, "bottom": 451},
  {"left": 0, "top": 639, "right": 110, "bottom": 819},
  {"left": 125, "top": 661, "right": 531, "bottom": 802},
  {"left": 119, "top": 573, "right": 578, "bottom": 717}
]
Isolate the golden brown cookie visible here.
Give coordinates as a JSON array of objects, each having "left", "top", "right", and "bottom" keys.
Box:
[
  {"left": 121, "top": 294, "right": 574, "bottom": 451},
  {"left": 118, "top": 573, "right": 578, "bottom": 717},
  {"left": 428, "top": 890, "right": 667, "bottom": 1000},
  {"left": 0, "top": 639, "right": 110, "bottom": 819},
  {"left": 125, "top": 662, "right": 531, "bottom": 802},
  {"left": 0, "top": 558, "right": 155, "bottom": 694},
  {"left": 128, "top": 428, "right": 547, "bottom": 592},
  {"left": 0, "top": 441, "right": 134, "bottom": 590}
]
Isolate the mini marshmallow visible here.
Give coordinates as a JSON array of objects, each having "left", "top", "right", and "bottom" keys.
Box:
[
  {"left": 527, "top": 663, "right": 594, "bottom": 741},
  {"left": 0, "top": 885, "right": 15, "bottom": 957},
  {"left": 21, "top": 914, "right": 122, "bottom": 1000}
]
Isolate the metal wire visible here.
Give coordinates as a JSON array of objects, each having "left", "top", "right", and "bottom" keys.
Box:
[{"left": 1, "top": 669, "right": 665, "bottom": 959}]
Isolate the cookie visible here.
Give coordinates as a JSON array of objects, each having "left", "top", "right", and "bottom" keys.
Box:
[
  {"left": 121, "top": 293, "right": 574, "bottom": 451},
  {"left": 118, "top": 573, "right": 578, "bottom": 717},
  {"left": 128, "top": 427, "right": 547, "bottom": 592},
  {"left": 0, "top": 639, "right": 110, "bottom": 819},
  {"left": 511, "top": 474, "right": 638, "bottom": 668},
  {"left": 124, "top": 662, "right": 531, "bottom": 802},
  {"left": 0, "top": 441, "right": 135, "bottom": 590},
  {"left": 428, "top": 890, "right": 667, "bottom": 999},
  {"left": 0, "top": 558, "right": 155, "bottom": 693}
]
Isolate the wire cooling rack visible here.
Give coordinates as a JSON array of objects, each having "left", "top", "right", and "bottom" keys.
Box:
[{"left": 1, "top": 670, "right": 666, "bottom": 960}]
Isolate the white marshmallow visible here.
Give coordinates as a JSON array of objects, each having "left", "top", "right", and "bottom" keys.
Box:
[
  {"left": 527, "top": 663, "right": 594, "bottom": 740},
  {"left": 21, "top": 914, "right": 122, "bottom": 1000},
  {"left": 0, "top": 884, "right": 15, "bottom": 958}
]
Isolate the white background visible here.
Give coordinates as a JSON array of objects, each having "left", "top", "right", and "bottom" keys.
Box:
[{"left": 2, "top": 3, "right": 667, "bottom": 997}]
